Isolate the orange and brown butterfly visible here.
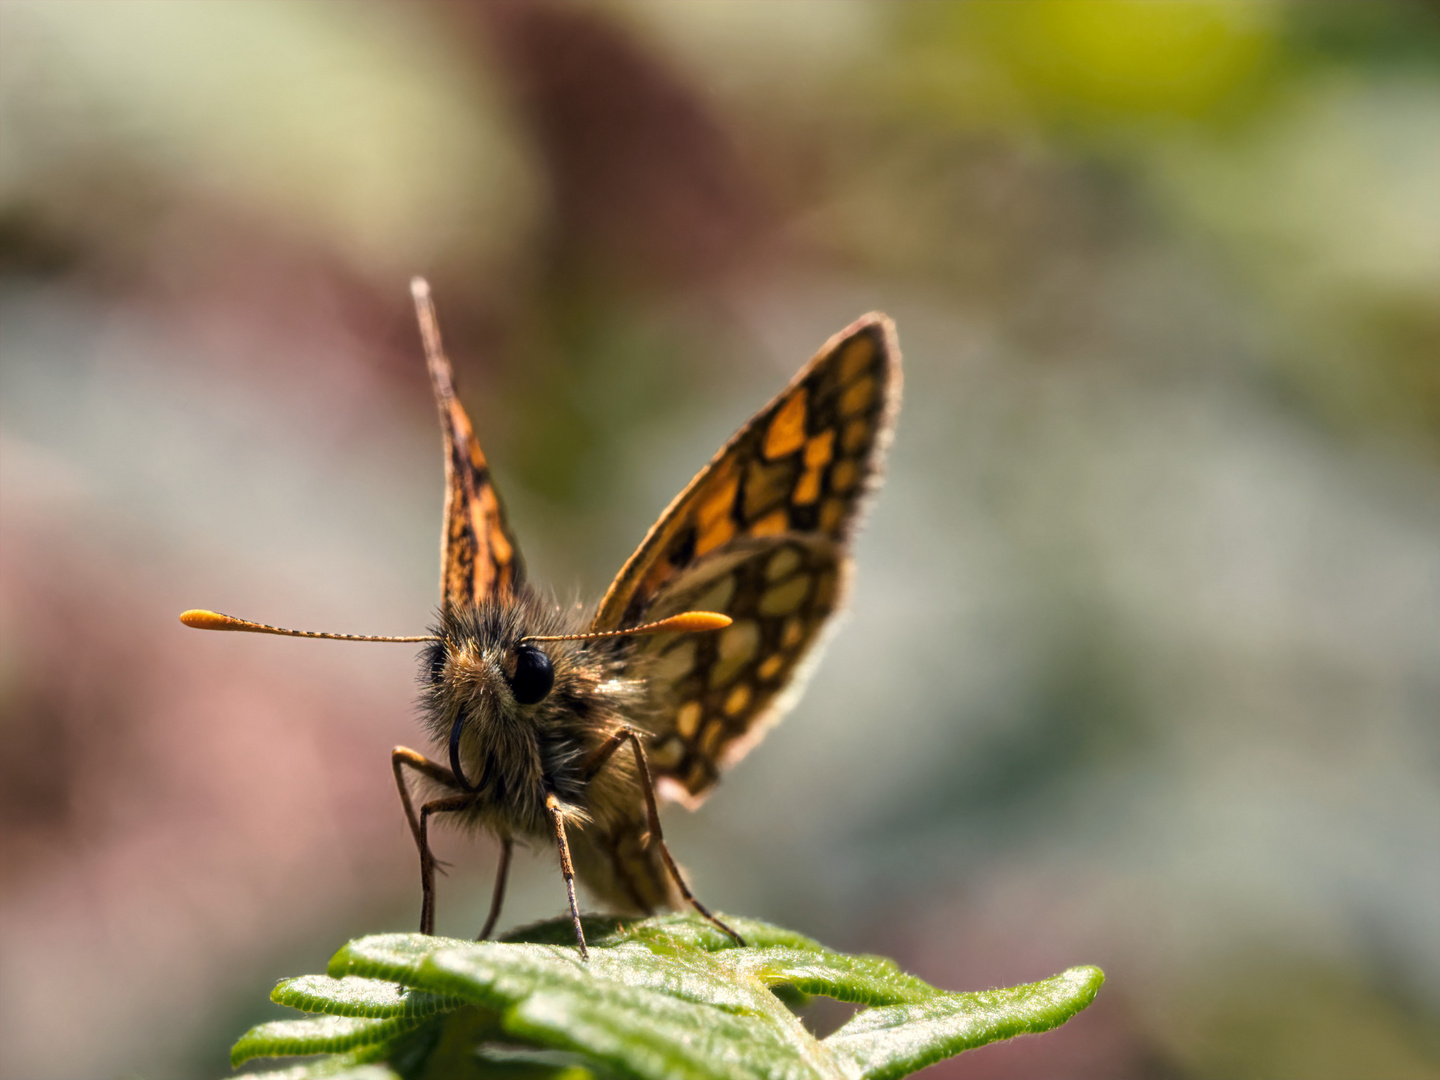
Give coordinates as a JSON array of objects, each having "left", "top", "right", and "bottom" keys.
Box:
[{"left": 181, "top": 279, "right": 900, "bottom": 956}]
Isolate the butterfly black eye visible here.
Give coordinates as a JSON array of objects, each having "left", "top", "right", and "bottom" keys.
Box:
[{"left": 509, "top": 643, "right": 554, "bottom": 705}]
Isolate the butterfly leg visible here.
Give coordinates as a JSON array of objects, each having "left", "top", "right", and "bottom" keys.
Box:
[
  {"left": 392, "top": 746, "right": 459, "bottom": 850},
  {"left": 416, "top": 792, "right": 479, "bottom": 935},
  {"left": 583, "top": 728, "right": 746, "bottom": 947},
  {"left": 393, "top": 747, "right": 470, "bottom": 931},
  {"left": 476, "top": 835, "right": 513, "bottom": 941},
  {"left": 545, "top": 793, "right": 589, "bottom": 960}
]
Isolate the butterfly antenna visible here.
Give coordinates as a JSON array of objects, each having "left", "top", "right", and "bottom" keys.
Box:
[
  {"left": 179, "top": 609, "right": 438, "bottom": 643},
  {"left": 522, "top": 611, "right": 731, "bottom": 644}
]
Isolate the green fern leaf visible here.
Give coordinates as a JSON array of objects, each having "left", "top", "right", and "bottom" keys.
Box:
[{"left": 229, "top": 914, "right": 1102, "bottom": 1079}]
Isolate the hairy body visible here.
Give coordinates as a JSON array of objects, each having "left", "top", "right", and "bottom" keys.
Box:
[{"left": 412, "top": 594, "right": 680, "bottom": 919}]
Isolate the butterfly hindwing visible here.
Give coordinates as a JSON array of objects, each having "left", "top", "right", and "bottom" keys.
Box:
[
  {"left": 427, "top": 341, "right": 525, "bottom": 614},
  {"left": 630, "top": 536, "right": 848, "bottom": 805},
  {"left": 594, "top": 314, "right": 900, "bottom": 804}
]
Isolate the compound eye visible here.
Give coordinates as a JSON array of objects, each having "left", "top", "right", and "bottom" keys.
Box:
[{"left": 510, "top": 643, "right": 554, "bottom": 705}]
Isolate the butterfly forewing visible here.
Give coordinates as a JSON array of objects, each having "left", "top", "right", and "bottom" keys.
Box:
[
  {"left": 428, "top": 341, "right": 525, "bottom": 612},
  {"left": 595, "top": 314, "right": 901, "bottom": 804}
]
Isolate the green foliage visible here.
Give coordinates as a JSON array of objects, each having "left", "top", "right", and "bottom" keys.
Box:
[{"left": 231, "top": 914, "right": 1102, "bottom": 1080}]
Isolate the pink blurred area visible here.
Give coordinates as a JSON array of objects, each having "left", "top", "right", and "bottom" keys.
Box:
[
  {"left": 1, "top": 223, "right": 429, "bottom": 1077},
  {"left": 2, "top": 3, "right": 1438, "bottom": 1079}
]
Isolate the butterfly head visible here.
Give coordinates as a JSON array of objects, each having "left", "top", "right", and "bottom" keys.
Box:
[
  {"left": 419, "top": 595, "right": 596, "bottom": 793},
  {"left": 423, "top": 602, "right": 568, "bottom": 707},
  {"left": 418, "top": 596, "right": 734, "bottom": 794},
  {"left": 178, "top": 591, "right": 730, "bottom": 801}
]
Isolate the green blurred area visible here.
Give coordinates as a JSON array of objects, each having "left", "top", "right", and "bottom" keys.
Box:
[{"left": 1, "top": 3, "right": 1436, "bottom": 1079}]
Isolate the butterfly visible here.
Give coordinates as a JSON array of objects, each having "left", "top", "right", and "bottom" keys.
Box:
[{"left": 182, "top": 279, "right": 900, "bottom": 955}]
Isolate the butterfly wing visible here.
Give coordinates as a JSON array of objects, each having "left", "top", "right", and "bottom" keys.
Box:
[
  {"left": 594, "top": 313, "right": 900, "bottom": 806},
  {"left": 422, "top": 302, "right": 525, "bottom": 614}
]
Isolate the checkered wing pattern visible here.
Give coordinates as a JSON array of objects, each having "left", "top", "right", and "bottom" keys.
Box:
[
  {"left": 595, "top": 314, "right": 901, "bottom": 805},
  {"left": 427, "top": 330, "right": 525, "bottom": 613}
]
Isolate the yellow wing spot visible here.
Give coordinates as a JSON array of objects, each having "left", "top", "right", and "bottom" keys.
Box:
[
  {"left": 467, "top": 505, "right": 489, "bottom": 551},
  {"left": 765, "top": 546, "right": 801, "bottom": 581},
  {"left": 695, "top": 515, "right": 737, "bottom": 556},
  {"left": 792, "top": 430, "right": 833, "bottom": 507},
  {"left": 650, "top": 737, "right": 684, "bottom": 769},
  {"left": 686, "top": 761, "right": 709, "bottom": 792},
  {"left": 698, "top": 470, "right": 739, "bottom": 526},
  {"left": 831, "top": 459, "right": 859, "bottom": 493},
  {"left": 478, "top": 489, "right": 514, "bottom": 567},
  {"left": 692, "top": 573, "right": 736, "bottom": 614},
  {"left": 649, "top": 639, "right": 697, "bottom": 683},
  {"left": 450, "top": 406, "right": 485, "bottom": 464},
  {"left": 638, "top": 556, "right": 678, "bottom": 601},
  {"left": 699, "top": 717, "right": 727, "bottom": 757},
  {"left": 760, "top": 574, "right": 811, "bottom": 616},
  {"left": 820, "top": 497, "right": 846, "bottom": 533},
  {"left": 781, "top": 616, "right": 806, "bottom": 649},
  {"left": 840, "top": 376, "right": 875, "bottom": 418},
  {"left": 842, "top": 418, "right": 870, "bottom": 453},
  {"left": 710, "top": 619, "right": 760, "bottom": 688},
  {"left": 793, "top": 466, "right": 822, "bottom": 506},
  {"left": 764, "top": 390, "right": 808, "bottom": 459},
  {"left": 814, "top": 569, "right": 839, "bottom": 608},
  {"left": 724, "top": 682, "right": 752, "bottom": 717},
  {"left": 757, "top": 653, "right": 785, "bottom": 681},
  {"left": 676, "top": 701, "right": 703, "bottom": 738},
  {"left": 751, "top": 509, "right": 790, "bottom": 537},
  {"left": 838, "top": 335, "right": 876, "bottom": 384},
  {"left": 804, "top": 430, "right": 835, "bottom": 468},
  {"left": 744, "top": 458, "right": 795, "bottom": 519}
]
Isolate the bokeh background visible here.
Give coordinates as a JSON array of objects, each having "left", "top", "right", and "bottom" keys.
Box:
[{"left": 2, "top": 2, "right": 1438, "bottom": 1077}]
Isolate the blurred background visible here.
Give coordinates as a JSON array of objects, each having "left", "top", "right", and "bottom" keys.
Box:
[{"left": 2, "top": 2, "right": 1437, "bottom": 1077}]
